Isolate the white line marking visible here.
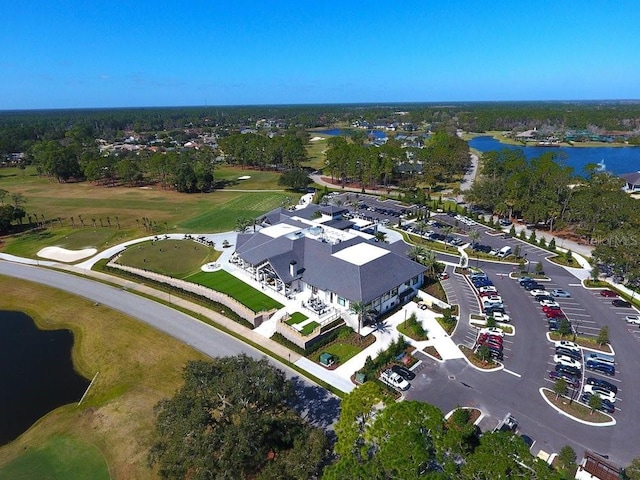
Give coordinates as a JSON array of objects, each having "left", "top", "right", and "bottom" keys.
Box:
[{"left": 503, "top": 368, "right": 521, "bottom": 377}]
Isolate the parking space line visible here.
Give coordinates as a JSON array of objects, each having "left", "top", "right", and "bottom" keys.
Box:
[{"left": 503, "top": 368, "right": 521, "bottom": 377}]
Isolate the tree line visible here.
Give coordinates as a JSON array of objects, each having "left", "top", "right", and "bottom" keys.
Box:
[
  {"left": 466, "top": 148, "right": 640, "bottom": 286},
  {"left": 324, "top": 130, "right": 469, "bottom": 190}
]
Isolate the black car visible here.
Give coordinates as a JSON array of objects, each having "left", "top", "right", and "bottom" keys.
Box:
[
  {"left": 612, "top": 299, "right": 632, "bottom": 308},
  {"left": 581, "top": 393, "right": 615, "bottom": 414},
  {"left": 392, "top": 364, "right": 416, "bottom": 381},
  {"left": 535, "top": 295, "right": 555, "bottom": 303},
  {"left": 524, "top": 282, "right": 544, "bottom": 291},
  {"left": 484, "top": 305, "right": 506, "bottom": 315},
  {"left": 555, "top": 346, "right": 582, "bottom": 361},
  {"left": 549, "top": 370, "right": 580, "bottom": 388},
  {"left": 586, "top": 377, "right": 618, "bottom": 395},
  {"left": 555, "top": 363, "right": 581, "bottom": 377}
]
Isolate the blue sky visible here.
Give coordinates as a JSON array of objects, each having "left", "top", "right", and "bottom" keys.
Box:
[{"left": 2, "top": 1, "right": 639, "bottom": 109}]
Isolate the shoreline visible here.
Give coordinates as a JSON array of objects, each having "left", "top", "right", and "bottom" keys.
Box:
[{"left": 462, "top": 131, "right": 638, "bottom": 149}]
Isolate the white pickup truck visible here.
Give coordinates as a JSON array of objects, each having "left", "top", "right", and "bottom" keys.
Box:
[{"left": 379, "top": 369, "right": 410, "bottom": 391}]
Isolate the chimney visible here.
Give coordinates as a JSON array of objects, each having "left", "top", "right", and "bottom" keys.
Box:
[{"left": 289, "top": 260, "right": 297, "bottom": 277}]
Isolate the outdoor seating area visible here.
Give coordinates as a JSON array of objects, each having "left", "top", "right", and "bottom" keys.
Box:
[{"left": 303, "top": 297, "right": 328, "bottom": 315}]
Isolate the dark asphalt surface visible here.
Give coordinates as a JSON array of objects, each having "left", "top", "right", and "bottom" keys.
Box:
[{"left": 0, "top": 261, "right": 340, "bottom": 430}]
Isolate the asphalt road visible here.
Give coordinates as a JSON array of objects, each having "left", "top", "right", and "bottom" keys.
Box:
[{"left": 0, "top": 261, "right": 340, "bottom": 429}]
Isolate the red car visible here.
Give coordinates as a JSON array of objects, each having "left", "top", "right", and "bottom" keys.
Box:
[
  {"left": 546, "top": 309, "right": 566, "bottom": 319},
  {"left": 600, "top": 289, "right": 618, "bottom": 298},
  {"left": 477, "top": 333, "right": 503, "bottom": 345},
  {"left": 542, "top": 305, "right": 562, "bottom": 313}
]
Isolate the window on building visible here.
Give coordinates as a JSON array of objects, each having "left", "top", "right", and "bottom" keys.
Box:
[{"left": 338, "top": 297, "right": 346, "bottom": 306}]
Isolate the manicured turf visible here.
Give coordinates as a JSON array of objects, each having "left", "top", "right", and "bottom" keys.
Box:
[
  {"left": 300, "top": 321, "right": 320, "bottom": 336},
  {"left": 0, "top": 435, "right": 109, "bottom": 480},
  {"left": 320, "top": 342, "right": 362, "bottom": 364},
  {"left": 116, "top": 239, "right": 220, "bottom": 278},
  {"left": 285, "top": 312, "right": 308, "bottom": 325},
  {"left": 0, "top": 166, "right": 295, "bottom": 257},
  {"left": 186, "top": 270, "right": 283, "bottom": 312}
]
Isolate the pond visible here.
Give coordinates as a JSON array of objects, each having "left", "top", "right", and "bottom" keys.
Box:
[
  {"left": 468, "top": 135, "right": 640, "bottom": 176},
  {"left": 0, "top": 311, "right": 89, "bottom": 445}
]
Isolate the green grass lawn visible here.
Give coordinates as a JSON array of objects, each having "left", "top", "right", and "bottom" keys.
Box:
[
  {"left": 0, "top": 435, "right": 109, "bottom": 480},
  {"left": 115, "top": 239, "right": 220, "bottom": 278},
  {"left": 186, "top": 269, "right": 283, "bottom": 312},
  {"left": 300, "top": 321, "right": 320, "bottom": 335},
  {"left": 285, "top": 312, "right": 308, "bottom": 325},
  {"left": 320, "top": 342, "right": 362, "bottom": 365},
  {"left": 0, "top": 166, "right": 294, "bottom": 258}
]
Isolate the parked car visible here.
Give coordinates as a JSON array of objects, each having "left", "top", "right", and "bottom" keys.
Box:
[
  {"left": 554, "top": 355, "right": 582, "bottom": 369},
  {"left": 585, "top": 377, "right": 617, "bottom": 395},
  {"left": 530, "top": 289, "right": 548, "bottom": 297},
  {"left": 625, "top": 315, "right": 640, "bottom": 324},
  {"left": 478, "top": 333, "right": 503, "bottom": 345},
  {"left": 584, "top": 385, "right": 616, "bottom": 402},
  {"left": 518, "top": 276, "right": 533, "bottom": 285},
  {"left": 484, "top": 305, "right": 506, "bottom": 315},
  {"left": 555, "top": 340, "right": 580, "bottom": 352},
  {"left": 379, "top": 369, "right": 410, "bottom": 391},
  {"left": 555, "top": 363, "right": 581, "bottom": 377},
  {"left": 555, "top": 346, "right": 581, "bottom": 361},
  {"left": 580, "top": 393, "right": 615, "bottom": 414},
  {"left": 551, "top": 289, "right": 571, "bottom": 298},
  {"left": 491, "top": 312, "right": 511, "bottom": 323},
  {"left": 540, "top": 299, "right": 560, "bottom": 308},
  {"left": 478, "top": 286, "right": 498, "bottom": 294},
  {"left": 392, "top": 364, "right": 416, "bottom": 381},
  {"left": 549, "top": 370, "right": 580, "bottom": 388},
  {"left": 478, "top": 337, "right": 503, "bottom": 351},
  {"left": 612, "top": 299, "right": 632, "bottom": 308},
  {"left": 535, "top": 294, "right": 555, "bottom": 303},
  {"left": 600, "top": 289, "right": 618, "bottom": 298},
  {"left": 585, "top": 360, "right": 615, "bottom": 376},
  {"left": 479, "top": 327, "right": 505, "bottom": 338},
  {"left": 546, "top": 309, "right": 566, "bottom": 319},
  {"left": 524, "top": 283, "right": 544, "bottom": 291},
  {"left": 542, "top": 304, "right": 562, "bottom": 313}
]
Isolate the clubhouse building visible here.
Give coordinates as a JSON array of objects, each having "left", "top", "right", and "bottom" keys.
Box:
[{"left": 231, "top": 205, "right": 426, "bottom": 328}]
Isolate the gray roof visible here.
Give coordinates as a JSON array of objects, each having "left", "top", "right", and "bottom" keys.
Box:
[
  {"left": 235, "top": 224, "right": 426, "bottom": 304},
  {"left": 620, "top": 171, "right": 640, "bottom": 185}
]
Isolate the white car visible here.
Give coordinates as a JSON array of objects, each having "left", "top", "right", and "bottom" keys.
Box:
[
  {"left": 555, "top": 340, "right": 580, "bottom": 353},
  {"left": 380, "top": 369, "right": 410, "bottom": 391},
  {"left": 530, "top": 289, "right": 548, "bottom": 297},
  {"left": 554, "top": 355, "right": 582, "bottom": 370},
  {"left": 625, "top": 315, "right": 640, "bottom": 325},
  {"left": 540, "top": 299, "right": 560, "bottom": 308},
  {"left": 479, "top": 327, "right": 505, "bottom": 337},
  {"left": 584, "top": 384, "right": 616, "bottom": 403},
  {"left": 491, "top": 312, "right": 511, "bottom": 323},
  {"left": 483, "top": 295, "right": 502, "bottom": 303},
  {"left": 478, "top": 286, "right": 498, "bottom": 294}
]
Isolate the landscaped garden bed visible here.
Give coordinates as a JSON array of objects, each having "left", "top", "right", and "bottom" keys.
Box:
[
  {"left": 459, "top": 345, "right": 499, "bottom": 369},
  {"left": 542, "top": 389, "right": 611, "bottom": 423},
  {"left": 397, "top": 312, "right": 429, "bottom": 341},
  {"left": 548, "top": 332, "right": 613, "bottom": 353},
  {"left": 423, "top": 345, "right": 442, "bottom": 360},
  {"left": 307, "top": 330, "right": 375, "bottom": 367}
]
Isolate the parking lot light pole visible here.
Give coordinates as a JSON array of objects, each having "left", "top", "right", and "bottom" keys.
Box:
[{"left": 525, "top": 253, "right": 529, "bottom": 274}]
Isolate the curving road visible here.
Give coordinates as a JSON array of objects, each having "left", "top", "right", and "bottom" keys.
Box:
[{"left": 0, "top": 261, "right": 340, "bottom": 429}]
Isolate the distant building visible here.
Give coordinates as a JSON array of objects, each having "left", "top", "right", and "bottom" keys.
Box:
[{"left": 619, "top": 171, "right": 640, "bottom": 193}]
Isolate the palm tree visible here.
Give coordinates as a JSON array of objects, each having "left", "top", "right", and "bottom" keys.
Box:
[
  {"left": 468, "top": 229, "right": 481, "bottom": 248},
  {"left": 235, "top": 217, "right": 253, "bottom": 233},
  {"left": 422, "top": 250, "right": 439, "bottom": 279},
  {"left": 374, "top": 231, "right": 387, "bottom": 243},
  {"left": 349, "top": 300, "right": 366, "bottom": 337},
  {"left": 407, "top": 245, "right": 426, "bottom": 262}
]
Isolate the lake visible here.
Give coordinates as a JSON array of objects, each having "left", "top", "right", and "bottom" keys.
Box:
[
  {"left": 0, "top": 311, "right": 89, "bottom": 445},
  {"left": 317, "top": 128, "right": 388, "bottom": 139},
  {"left": 468, "top": 135, "right": 640, "bottom": 176}
]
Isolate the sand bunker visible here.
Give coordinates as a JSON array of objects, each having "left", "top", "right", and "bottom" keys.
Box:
[
  {"left": 237, "top": 175, "right": 251, "bottom": 180},
  {"left": 310, "top": 136, "right": 324, "bottom": 142},
  {"left": 201, "top": 262, "right": 222, "bottom": 272},
  {"left": 37, "top": 246, "right": 97, "bottom": 263}
]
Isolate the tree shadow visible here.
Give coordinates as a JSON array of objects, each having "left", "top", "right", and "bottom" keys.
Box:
[{"left": 289, "top": 377, "right": 341, "bottom": 431}]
